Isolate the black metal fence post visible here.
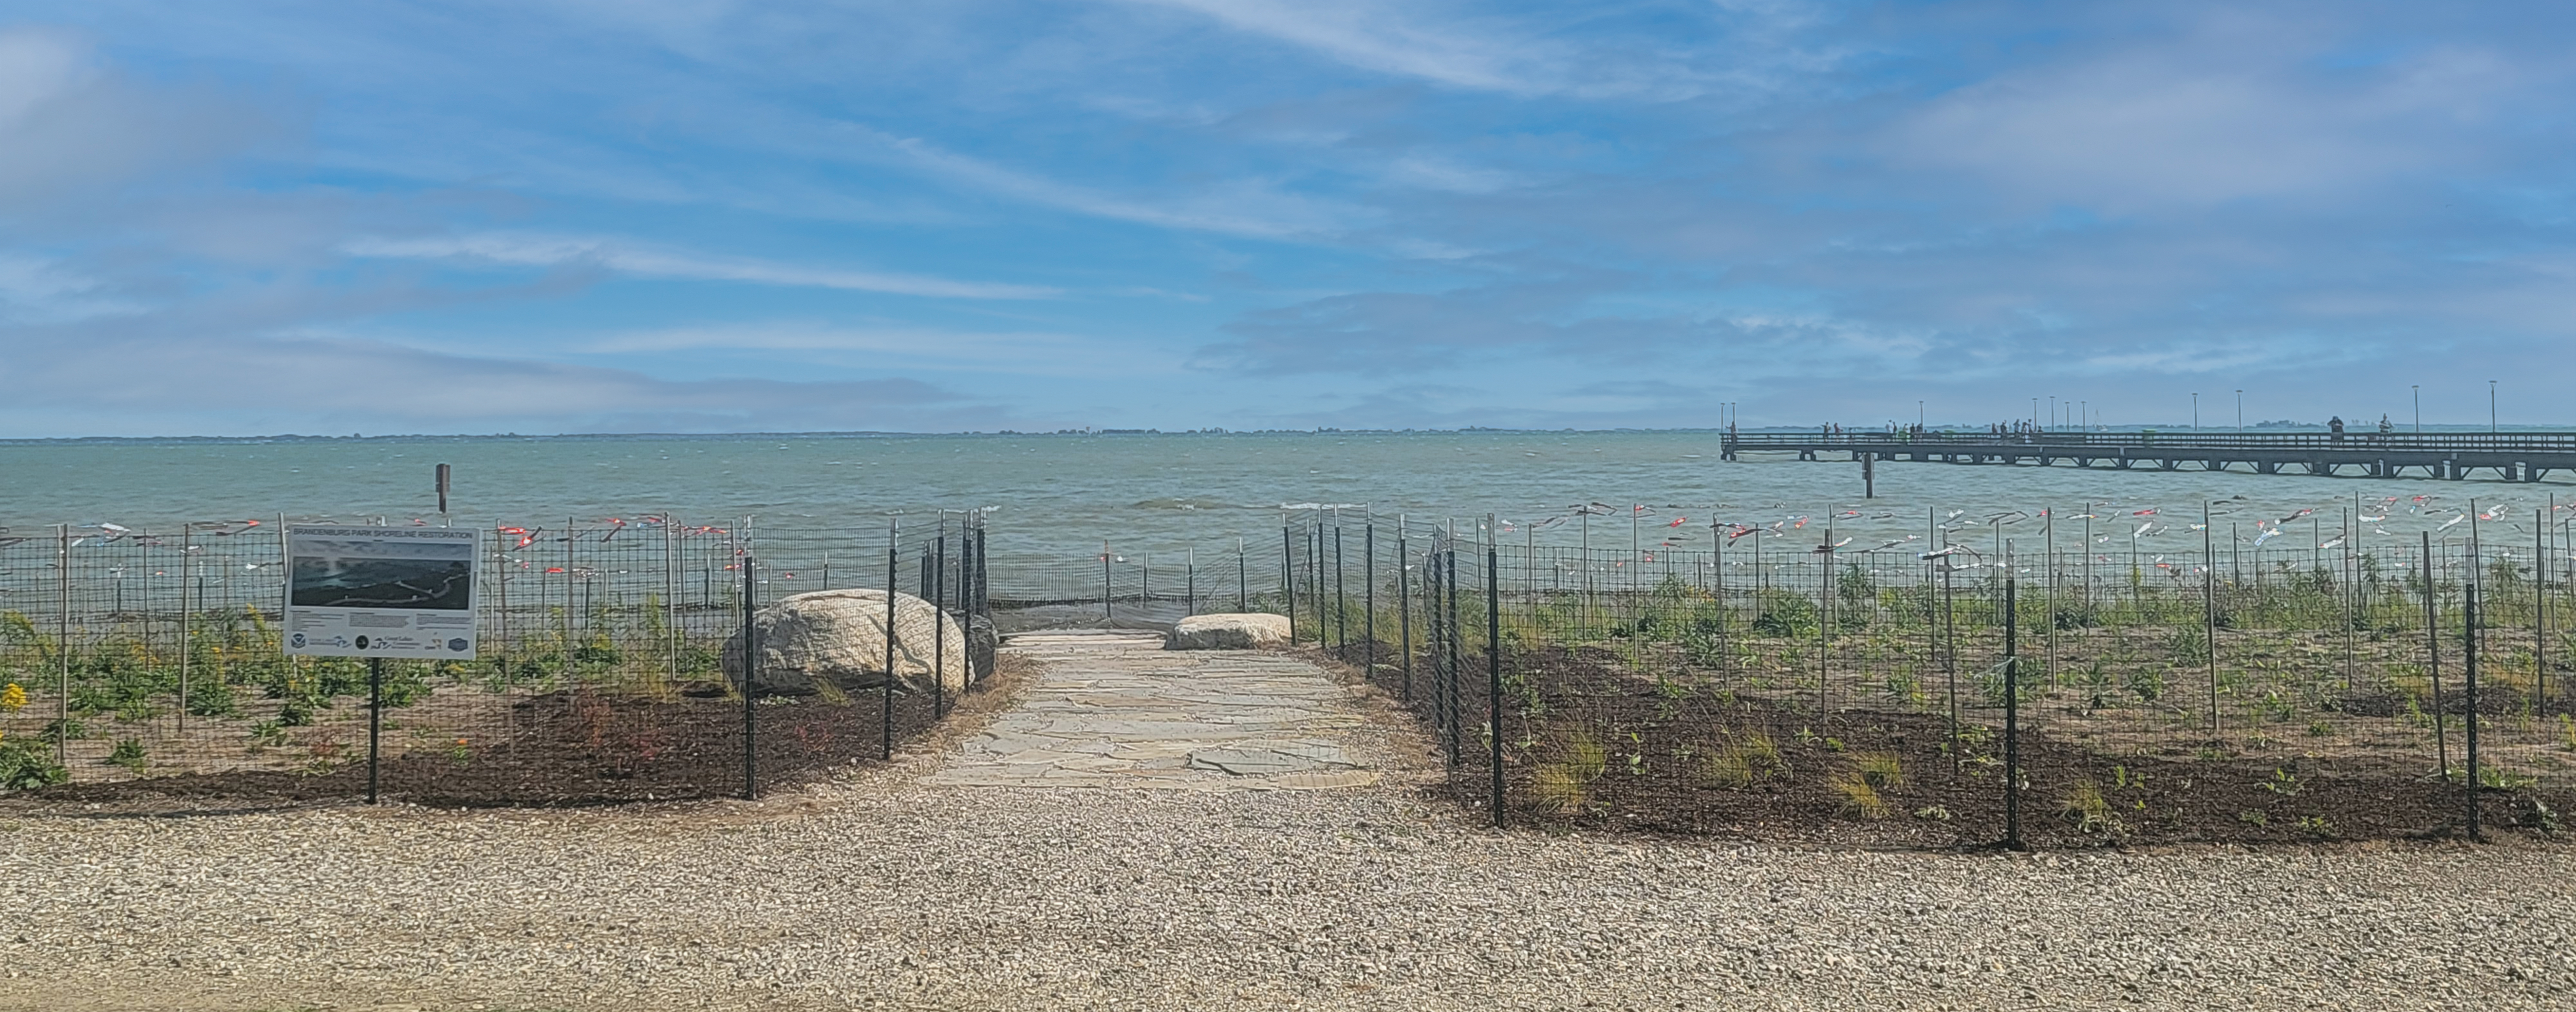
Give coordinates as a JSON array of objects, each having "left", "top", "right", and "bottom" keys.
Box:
[
  {"left": 1488, "top": 541, "right": 1503, "bottom": 829},
  {"left": 2466, "top": 583, "right": 2484, "bottom": 842},
  {"left": 2003, "top": 578, "right": 2024, "bottom": 851},
  {"left": 1426, "top": 537, "right": 1444, "bottom": 739},
  {"left": 1366, "top": 523, "right": 1377, "bottom": 674},
  {"left": 1334, "top": 526, "right": 1347, "bottom": 653},
  {"left": 1446, "top": 544, "right": 1462, "bottom": 768},
  {"left": 933, "top": 525, "right": 946, "bottom": 721},
  {"left": 1283, "top": 523, "right": 1296, "bottom": 640},
  {"left": 1398, "top": 531, "right": 1412, "bottom": 701},
  {"left": 885, "top": 528, "right": 897, "bottom": 761},
  {"left": 2424, "top": 531, "right": 2448, "bottom": 779},
  {"left": 742, "top": 550, "right": 758, "bottom": 800},
  {"left": 366, "top": 656, "right": 383, "bottom": 805}
]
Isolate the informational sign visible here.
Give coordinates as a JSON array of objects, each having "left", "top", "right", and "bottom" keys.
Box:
[{"left": 282, "top": 525, "right": 480, "bottom": 659}]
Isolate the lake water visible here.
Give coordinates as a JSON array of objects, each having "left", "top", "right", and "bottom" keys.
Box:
[{"left": 6, "top": 432, "right": 2566, "bottom": 571}]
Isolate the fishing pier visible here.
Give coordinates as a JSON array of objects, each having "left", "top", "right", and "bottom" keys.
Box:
[{"left": 1720, "top": 431, "right": 2576, "bottom": 482}]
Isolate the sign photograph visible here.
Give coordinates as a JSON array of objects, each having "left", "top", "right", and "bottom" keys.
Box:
[{"left": 283, "top": 525, "right": 480, "bottom": 658}]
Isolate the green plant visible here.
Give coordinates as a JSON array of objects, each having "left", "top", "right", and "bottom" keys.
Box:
[
  {"left": 1705, "top": 731, "right": 1785, "bottom": 788},
  {"left": 0, "top": 735, "right": 67, "bottom": 792},
  {"left": 2520, "top": 797, "right": 2561, "bottom": 834},
  {"left": 1855, "top": 752, "right": 1904, "bottom": 792},
  {"left": 186, "top": 679, "right": 241, "bottom": 718},
  {"left": 1913, "top": 805, "right": 1953, "bottom": 821},
  {"left": 2305, "top": 720, "right": 2334, "bottom": 738},
  {"left": 2292, "top": 815, "right": 2335, "bottom": 839},
  {"left": 2076, "top": 663, "right": 2117, "bottom": 714},
  {"left": 1828, "top": 769, "right": 1892, "bottom": 819},
  {"left": 2237, "top": 809, "right": 2270, "bottom": 827},
  {"left": 1751, "top": 590, "right": 1818, "bottom": 637},
  {"left": 2061, "top": 780, "right": 2123, "bottom": 835},
  {"left": 2478, "top": 766, "right": 2537, "bottom": 790},
  {"left": 2165, "top": 626, "right": 2208, "bottom": 665},
  {"left": 1534, "top": 732, "right": 1609, "bottom": 812},
  {"left": 2258, "top": 768, "right": 2303, "bottom": 797},
  {"left": 2125, "top": 667, "right": 2166, "bottom": 705},
  {"left": 39, "top": 718, "right": 85, "bottom": 743},
  {"left": 107, "top": 737, "right": 146, "bottom": 773}
]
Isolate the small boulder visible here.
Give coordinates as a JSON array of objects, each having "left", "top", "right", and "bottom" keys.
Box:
[
  {"left": 1166, "top": 612, "right": 1293, "bottom": 650},
  {"left": 722, "top": 589, "right": 969, "bottom": 697}
]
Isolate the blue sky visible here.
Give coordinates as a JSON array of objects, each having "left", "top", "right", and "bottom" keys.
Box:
[{"left": 2, "top": 1, "right": 2570, "bottom": 436}]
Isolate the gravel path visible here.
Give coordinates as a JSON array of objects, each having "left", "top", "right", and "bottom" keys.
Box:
[
  {"left": 0, "top": 636, "right": 2570, "bottom": 1011},
  {"left": 925, "top": 631, "right": 1379, "bottom": 790}
]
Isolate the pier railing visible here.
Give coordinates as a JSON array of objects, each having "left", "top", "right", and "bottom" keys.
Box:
[{"left": 1724, "top": 430, "right": 2576, "bottom": 453}]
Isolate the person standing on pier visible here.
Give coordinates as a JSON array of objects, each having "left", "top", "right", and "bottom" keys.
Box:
[{"left": 2329, "top": 415, "right": 2345, "bottom": 443}]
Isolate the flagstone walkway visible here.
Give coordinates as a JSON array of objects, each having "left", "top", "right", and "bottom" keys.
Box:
[{"left": 922, "top": 630, "right": 1382, "bottom": 790}]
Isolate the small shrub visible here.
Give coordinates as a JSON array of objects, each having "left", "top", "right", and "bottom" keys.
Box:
[
  {"left": 185, "top": 680, "right": 240, "bottom": 718},
  {"left": 2061, "top": 780, "right": 2123, "bottom": 835},
  {"left": 2293, "top": 815, "right": 2335, "bottom": 839},
  {"left": 1913, "top": 805, "right": 1953, "bottom": 821},
  {"left": 2238, "top": 809, "right": 2270, "bottom": 827},
  {"left": 0, "top": 735, "right": 67, "bottom": 792},
  {"left": 2258, "top": 768, "right": 2303, "bottom": 797},
  {"left": 107, "top": 738, "right": 146, "bottom": 773}
]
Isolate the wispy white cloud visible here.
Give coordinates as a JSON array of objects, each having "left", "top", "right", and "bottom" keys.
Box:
[
  {"left": 0, "top": 253, "right": 139, "bottom": 323},
  {"left": 342, "top": 233, "right": 1058, "bottom": 300},
  {"left": 838, "top": 124, "right": 1369, "bottom": 239},
  {"left": 576, "top": 321, "right": 1162, "bottom": 377}
]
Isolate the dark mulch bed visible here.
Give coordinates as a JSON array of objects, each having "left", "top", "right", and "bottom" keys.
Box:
[
  {"left": 1364, "top": 642, "right": 2571, "bottom": 848},
  {"left": 8, "top": 688, "right": 947, "bottom": 814}
]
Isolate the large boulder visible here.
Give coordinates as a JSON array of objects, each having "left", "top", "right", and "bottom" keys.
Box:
[
  {"left": 1166, "top": 612, "right": 1293, "bottom": 650},
  {"left": 722, "top": 589, "right": 968, "bottom": 697}
]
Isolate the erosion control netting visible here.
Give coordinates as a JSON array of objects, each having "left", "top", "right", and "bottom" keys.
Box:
[
  {"left": 1298, "top": 514, "right": 2576, "bottom": 846},
  {"left": 0, "top": 514, "right": 991, "bottom": 810}
]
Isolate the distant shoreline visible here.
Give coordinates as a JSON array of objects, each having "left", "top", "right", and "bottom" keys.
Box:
[{"left": 8, "top": 424, "right": 2572, "bottom": 446}]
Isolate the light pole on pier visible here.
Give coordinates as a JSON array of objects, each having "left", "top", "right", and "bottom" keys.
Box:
[
  {"left": 2192, "top": 393, "right": 2199, "bottom": 432},
  {"left": 2236, "top": 390, "right": 2244, "bottom": 434},
  {"left": 1918, "top": 400, "right": 1924, "bottom": 429},
  {"left": 2491, "top": 380, "right": 2499, "bottom": 434},
  {"left": 2413, "top": 386, "right": 2420, "bottom": 434}
]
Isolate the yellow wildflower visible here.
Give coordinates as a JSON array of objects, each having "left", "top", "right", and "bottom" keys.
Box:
[{"left": 0, "top": 683, "right": 24, "bottom": 712}]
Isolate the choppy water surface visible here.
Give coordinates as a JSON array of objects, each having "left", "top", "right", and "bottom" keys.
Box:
[{"left": 4, "top": 431, "right": 2569, "bottom": 565}]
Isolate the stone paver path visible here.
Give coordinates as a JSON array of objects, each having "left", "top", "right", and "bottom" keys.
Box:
[{"left": 923, "top": 630, "right": 1381, "bottom": 790}]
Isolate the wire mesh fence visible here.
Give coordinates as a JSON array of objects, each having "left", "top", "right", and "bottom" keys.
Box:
[
  {"left": 1285, "top": 510, "right": 2576, "bottom": 846},
  {"left": 0, "top": 512, "right": 994, "bottom": 809}
]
